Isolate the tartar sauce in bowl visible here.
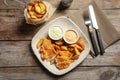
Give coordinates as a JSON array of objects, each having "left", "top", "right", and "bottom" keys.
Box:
[
  {"left": 48, "top": 26, "right": 63, "bottom": 40},
  {"left": 63, "top": 30, "right": 79, "bottom": 44}
]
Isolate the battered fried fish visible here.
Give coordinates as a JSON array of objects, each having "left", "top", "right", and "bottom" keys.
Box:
[{"left": 40, "top": 38, "right": 57, "bottom": 60}]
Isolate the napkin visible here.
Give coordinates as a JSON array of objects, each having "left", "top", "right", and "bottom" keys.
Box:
[{"left": 65, "top": 1, "right": 120, "bottom": 54}]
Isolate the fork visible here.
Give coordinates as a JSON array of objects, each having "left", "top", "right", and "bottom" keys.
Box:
[{"left": 83, "top": 15, "right": 99, "bottom": 56}]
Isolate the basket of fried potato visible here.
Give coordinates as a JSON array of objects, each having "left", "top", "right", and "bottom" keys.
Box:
[
  {"left": 24, "top": 0, "right": 56, "bottom": 25},
  {"left": 37, "top": 37, "right": 85, "bottom": 70}
]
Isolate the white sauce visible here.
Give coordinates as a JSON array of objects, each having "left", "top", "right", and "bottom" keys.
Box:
[{"left": 49, "top": 26, "right": 63, "bottom": 40}]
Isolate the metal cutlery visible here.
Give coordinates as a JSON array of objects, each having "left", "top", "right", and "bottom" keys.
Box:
[
  {"left": 89, "top": 5, "right": 105, "bottom": 55},
  {"left": 83, "top": 13, "right": 99, "bottom": 56}
]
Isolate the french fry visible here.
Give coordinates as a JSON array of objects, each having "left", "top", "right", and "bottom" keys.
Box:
[
  {"left": 55, "top": 41, "right": 64, "bottom": 46},
  {"left": 69, "top": 59, "right": 74, "bottom": 63},
  {"left": 69, "top": 44, "right": 83, "bottom": 52},
  {"left": 71, "top": 55, "right": 79, "bottom": 60},
  {"left": 77, "top": 38, "right": 85, "bottom": 50},
  {"left": 61, "top": 46, "right": 68, "bottom": 51},
  {"left": 68, "top": 44, "right": 76, "bottom": 47},
  {"left": 68, "top": 47, "right": 74, "bottom": 52},
  {"left": 74, "top": 47, "right": 80, "bottom": 55},
  {"left": 54, "top": 45, "right": 61, "bottom": 51},
  {"left": 75, "top": 44, "right": 83, "bottom": 52},
  {"left": 70, "top": 48, "right": 80, "bottom": 60},
  {"left": 37, "top": 38, "right": 44, "bottom": 49},
  {"left": 50, "top": 59, "right": 55, "bottom": 65}
]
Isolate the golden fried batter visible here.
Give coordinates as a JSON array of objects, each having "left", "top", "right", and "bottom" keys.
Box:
[
  {"left": 38, "top": 37, "right": 85, "bottom": 70},
  {"left": 40, "top": 38, "right": 57, "bottom": 60}
]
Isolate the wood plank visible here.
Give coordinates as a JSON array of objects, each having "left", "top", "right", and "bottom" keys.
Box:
[
  {"left": 97, "top": 0, "right": 120, "bottom": 10},
  {"left": 0, "top": 67, "right": 120, "bottom": 80},
  {"left": 0, "top": 0, "right": 61, "bottom": 10},
  {"left": 0, "top": 0, "right": 120, "bottom": 10},
  {"left": 0, "top": 0, "right": 92, "bottom": 10},
  {"left": 95, "top": 0, "right": 120, "bottom": 10},
  {"left": 0, "top": 9, "right": 120, "bottom": 40},
  {"left": 0, "top": 10, "right": 78, "bottom": 40},
  {"left": 0, "top": 0, "right": 119, "bottom": 79},
  {"left": 0, "top": 9, "right": 119, "bottom": 25},
  {"left": 102, "top": 10, "right": 120, "bottom": 33},
  {"left": 0, "top": 41, "right": 119, "bottom": 67},
  {"left": 103, "top": 10, "right": 120, "bottom": 27},
  {"left": 0, "top": 41, "right": 39, "bottom": 67},
  {"left": 0, "top": 10, "right": 23, "bottom": 18}
]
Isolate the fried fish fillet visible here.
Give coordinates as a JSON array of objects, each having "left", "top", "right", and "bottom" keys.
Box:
[
  {"left": 38, "top": 37, "right": 85, "bottom": 70},
  {"left": 56, "top": 61, "right": 70, "bottom": 70},
  {"left": 40, "top": 38, "right": 57, "bottom": 60},
  {"left": 55, "top": 51, "right": 73, "bottom": 70}
]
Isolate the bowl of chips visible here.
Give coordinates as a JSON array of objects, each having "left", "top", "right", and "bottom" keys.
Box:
[{"left": 24, "top": 0, "right": 56, "bottom": 25}]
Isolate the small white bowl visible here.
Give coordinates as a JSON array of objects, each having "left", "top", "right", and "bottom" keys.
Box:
[
  {"left": 48, "top": 26, "right": 63, "bottom": 40},
  {"left": 63, "top": 29, "right": 79, "bottom": 44}
]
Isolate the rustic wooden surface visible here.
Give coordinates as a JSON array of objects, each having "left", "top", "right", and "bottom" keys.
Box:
[{"left": 0, "top": 0, "right": 120, "bottom": 80}]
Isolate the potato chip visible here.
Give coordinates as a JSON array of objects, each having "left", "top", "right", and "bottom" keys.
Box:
[
  {"left": 27, "top": 1, "right": 47, "bottom": 19},
  {"left": 39, "top": 2, "right": 46, "bottom": 14},
  {"left": 39, "top": 2, "right": 46, "bottom": 11},
  {"left": 31, "top": 6, "right": 35, "bottom": 11},
  {"left": 27, "top": 5, "right": 32, "bottom": 11},
  {"left": 35, "top": 4, "right": 41, "bottom": 14},
  {"left": 31, "top": 15, "right": 37, "bottom": 19}
]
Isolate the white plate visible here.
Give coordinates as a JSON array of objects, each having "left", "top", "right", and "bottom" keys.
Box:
[{"left": 31, "top": 16, "right": 90, "bottom": 75}]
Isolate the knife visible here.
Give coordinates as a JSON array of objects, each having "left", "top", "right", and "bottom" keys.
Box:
[{"left": 89, "top": 5, "right": 105, "bottom": 55}]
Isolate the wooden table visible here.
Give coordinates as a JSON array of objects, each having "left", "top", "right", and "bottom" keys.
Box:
[{"left": 0, "top": 0, "right": 120, "bottom": 80}]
